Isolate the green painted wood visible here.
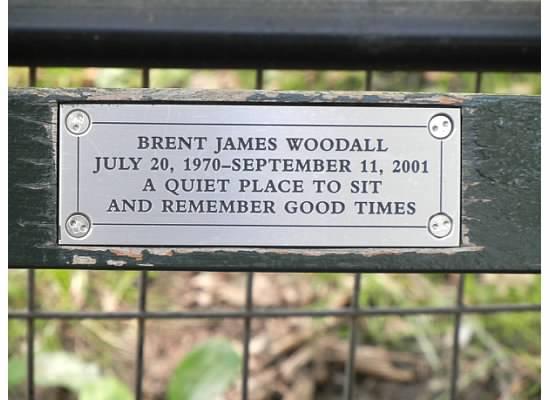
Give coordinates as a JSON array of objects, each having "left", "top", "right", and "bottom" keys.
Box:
[{"left": 8, "top": 89, "right": 540, "bottom": 272}]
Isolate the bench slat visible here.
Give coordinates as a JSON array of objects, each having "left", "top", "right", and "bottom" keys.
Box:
[{"left": 8, "top": 89, "right": 540, "bottom": 272}]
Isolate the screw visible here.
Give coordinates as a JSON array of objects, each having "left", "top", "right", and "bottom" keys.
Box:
[
  {"left": 428, "top": 114, "right": 453, "bottom": 139},
  {"left": 428, "top": 213, "right": 453, "bottom": 238},
  {"left": 65, "top": 213, "right": 92, "bottom": 239},
  {"left": 65, "top": 109, "right": 91, "bottom": 135}
]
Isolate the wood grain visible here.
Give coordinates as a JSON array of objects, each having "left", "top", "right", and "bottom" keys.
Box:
[{"left": 8, "top": 89, "right": 540, "bottom": 272}]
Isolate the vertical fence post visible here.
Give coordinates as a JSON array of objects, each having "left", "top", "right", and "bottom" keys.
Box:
[
  {"left": 241, "top": 272, "right": 254, "bottom": 400},
  {"left": 475, "top": 71, "right": 483, "bottom": 93},
  {"left": 29, "top": 66, "right": 37, "bottom": 87},
  {"left": 255, "top": 69, "right": 264, "bottom": 90},
  {"left": 343, "top": 273, "right": 362, "bottom": 400},
  {"left": 449, "top": 274, "right": 466, "bottom": 400},
  {"left": 26, "top": 269, "right": 35, "bottom": 400},
  {"left": 365, "top": 71, "right": 373, "bottom": 91},
  {"left": 142, "top": 67, "right": 150, "bottom": 89},
  {"left": 135, "top": 270, "right": 148, "bottom": 400}
]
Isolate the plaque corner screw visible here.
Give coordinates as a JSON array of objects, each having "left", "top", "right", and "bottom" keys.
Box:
[
  {"left": 428, "top": 212, "right": 453, "bottom": 238},
  {"left": 66, "top": 109, "right": 91, "bottom": 136},
  {"left": 428, "top": 114, "right": 453, "bottom": 139},
  {"left": 66, "top": 212, "right": 92, "bottom": 239}
]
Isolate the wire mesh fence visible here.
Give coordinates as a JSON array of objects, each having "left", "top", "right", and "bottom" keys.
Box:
[{"left": 8, "top": 66, "right": 541, "bottom": 400}]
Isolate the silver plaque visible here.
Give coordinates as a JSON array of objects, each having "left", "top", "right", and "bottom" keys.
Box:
[{"left": 59, "top": 104, "right": 461, "bottom": 247}]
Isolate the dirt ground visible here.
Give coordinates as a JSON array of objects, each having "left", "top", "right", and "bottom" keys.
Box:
[{"left": 135, "top": 272, "right": 440, "bottom": 400}]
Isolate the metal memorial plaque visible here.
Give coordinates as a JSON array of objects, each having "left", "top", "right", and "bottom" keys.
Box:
[{"left": 59, "top": 104, "right": 461, "bottom": 247}]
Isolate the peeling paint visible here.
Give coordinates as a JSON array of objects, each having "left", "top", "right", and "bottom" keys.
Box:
[
  {"left": 15, "top": 182, "right": 52, "bottom": 190},
  {"left": 106, "top": 259, "right": 127, "bottom": 267},
  {"left": 110, "top": 248, "right": 144, "bottom": 261},
  {"left": 62, "top": 241, "right": 483, "bottom": 259},
  {"left": 72, "top": 255, "right": 97, "bottom": 265}
]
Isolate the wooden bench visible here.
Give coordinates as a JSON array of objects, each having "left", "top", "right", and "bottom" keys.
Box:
[{"left": 8, "top": 88, "right": 540, "bottom": 273}]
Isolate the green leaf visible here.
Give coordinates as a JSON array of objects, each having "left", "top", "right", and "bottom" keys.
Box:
[
  {"left": 8, "top": 357, "right": 26, "bottom": 387},
  {"left": 80, "top": 377, "right": 133, "bottom": 400},
  {"left": 167, "top": 339, "right": 241, "bottom": 400},
  {"left": 31, "top": 352, "right": 132, "bottom": 400},
  {"left": 35, "top": 351, "right": 100, "bottom": 392}
]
